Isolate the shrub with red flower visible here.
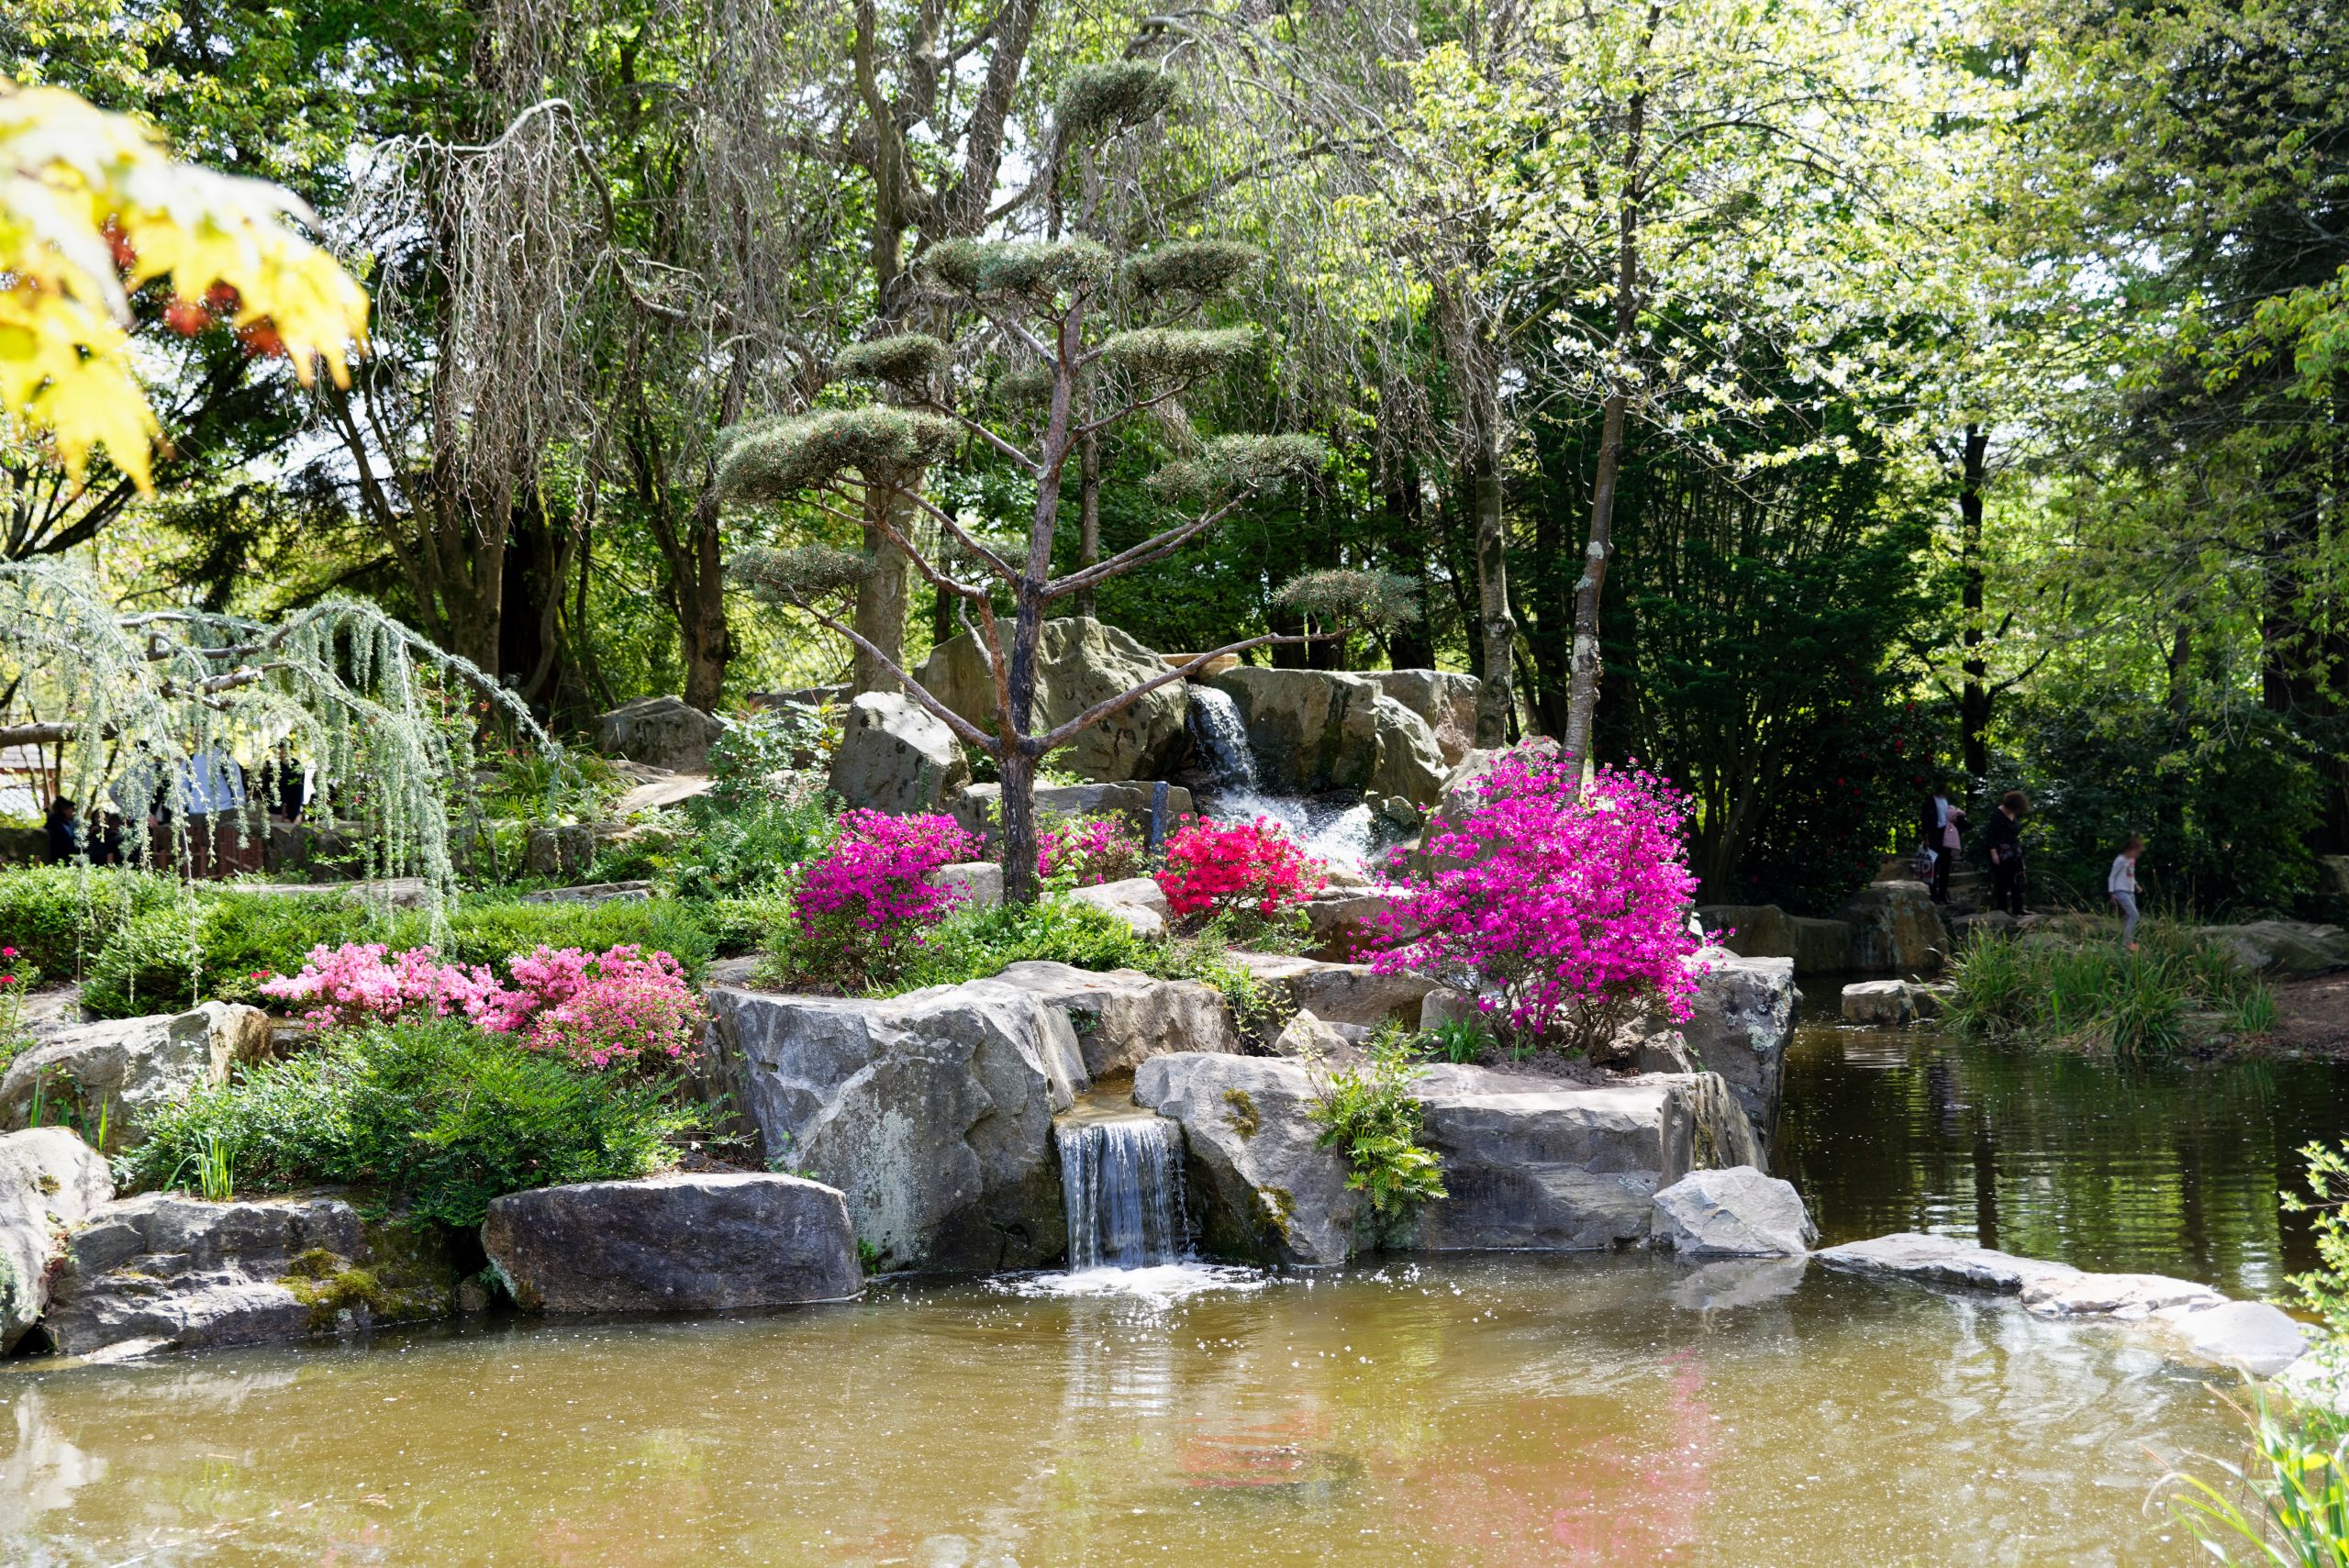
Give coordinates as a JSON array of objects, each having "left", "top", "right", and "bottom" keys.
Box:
[
  {"left": 1155, "top": 817, "right": 1329, "bottom": 931},
  {"left": 1037, "top": 811, "right": 1145, "bottom": 889},
  {"left": 1375, "top": 748, "right": 1703, "bottom": 1062},
  {"left": 0, "top": 944, "right": 37, "bottom": 1064},
  {"left": 788, "top": 809, "right": 981, "bottom": 987}
]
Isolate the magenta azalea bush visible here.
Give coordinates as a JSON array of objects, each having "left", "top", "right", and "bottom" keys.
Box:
[
  {"left": 787, "top": 808, "right": 980, "bottom": 987},
  {"left": 1376, "top": 748, "right": 1703, "bottom": 1061},
  {"left": 262, "top": 940, "right": 702, "bottom": 1070}
]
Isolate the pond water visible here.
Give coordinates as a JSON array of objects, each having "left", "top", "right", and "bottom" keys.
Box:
[
  {"left": 1776, "top": 1007, "right": 2349, "bottom": 1298},
  {"left": 11, "top": 1015, "right": 2345, "bottom": 1565},
  {"left": 1, "top": 1256, "right": 2241, "bottom": 1567}
]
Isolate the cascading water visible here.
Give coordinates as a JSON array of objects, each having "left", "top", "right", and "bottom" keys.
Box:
[
  {"left": 1056, "top": 1116, "right": 1189, "bottom": 1271},
  {"left": 1185, "top": 685, "right": 1376, "bottom": 872}
]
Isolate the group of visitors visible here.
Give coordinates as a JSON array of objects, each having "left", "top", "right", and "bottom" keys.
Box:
[
  {"left": 1919, "top": 784, "right": 2146, "bottom": 949},
  {"left": 39, "top": 744, "right": 310, "bottom": 872}
]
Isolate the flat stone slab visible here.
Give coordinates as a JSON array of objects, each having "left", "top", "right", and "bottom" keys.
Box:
[
  {"left": 2020, "top": 1271, "right": 2226, "bottom": 1319},
  {"left": 1840, "top": 979, "right": 1917, "bottom": 1026},
  {"left": 1813, "top": 1232, "right": 2078, "bottom": 1292},
  {"left": 2152, "top": 1299, "right": 2308, "bottom": 1375},
  {"left": 520, "top": 880, "right": 654, "bottom": 906}
]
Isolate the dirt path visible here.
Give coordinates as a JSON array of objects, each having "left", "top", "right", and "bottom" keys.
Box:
[{"left": 2269, "top": 973, "right": 2349, "bottom": 1058}]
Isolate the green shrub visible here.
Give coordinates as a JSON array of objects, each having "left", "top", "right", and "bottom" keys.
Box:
[
  {"left": 125, "top": 1018, "right": 705, "bottom": 1228},
  {"left": 1308, "top": 1036, "right": 1446, "bottom": 1221},
  {"left": 0, "top": 864, "right": 175, "bottom": 976},
  {"left": 880, "top": 895, "right": 1159, "bottom": 991},
  {"left": 82, "top": 891, "right": 376, "bottom": 1018},
  {"left": 394, "top": 896, "right": 718, "bottom": 983},
  {"left": 1416, "top": 1016, "right": 1492, "bottom": 1064},
  {"left": 700, "top": 891, "right": 796, "bottom": 959}
]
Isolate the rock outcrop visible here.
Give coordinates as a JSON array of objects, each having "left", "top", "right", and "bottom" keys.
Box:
[
  {"left": 1226, "top": 951, "right": 1439, "bottom": 1029},
  {"left": 0, "top": 1003, "right": 273, "bottom": 1150},
  {"left": 700, "top": 981, "right": 1087, "bottom": 1271},
  {"left": 2194, "top": 920, "right": 2349, "bottom": 976},
  {"left": 1696, "top": 904, "right": 1858, "bottom": 975},
  {"left": 483, "top": 1173, "right": 862, "bottom": 1313},
  {"left": 40, "top": 1195, "right": 460, "bottom": 1361},
  {"left": 920, "top": 617, "right": 1189, "bottom": 782},
  {"left": 950, "top": 781, "right": 1192, "bottom": 849},
  {"left": 1635, "top": 951, "right": 1796, "bottom": 1139},
  {"left": 1364, "top": 671, "right": 1481, "bottom": 767},
  {"left": 1367, "top": 696, "right": 1450, "bottom": 807},
  {"left": 1133, "top": 1053, "right": 1765, "bottom": 1266},
  {"left": 1834, "top": 880, "right": 1948, "bottom": 973},
  {"left": 827, "top": 692, "right": 972, "bottom": 815},
  {"left": 1067, "top": 876, "right": 1174, "bottom": 938},
  {"left": 1652, "top": 1166, "right": 1815, "bottom": 1257},
  {"left": 0, "top": 1129, "right": 113, "bottom": 1351},
  {"left": 596, "top": 695, "right": 726, "bottom": 773},
  {"left": 991, "top": 961, "right": 1238, "bottom": 1076},
  {"left": 1208, "top": 668, "right": 1450, "bottom": 806}
]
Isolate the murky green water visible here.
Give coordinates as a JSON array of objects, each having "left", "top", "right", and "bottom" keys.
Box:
[
  {"left": 0, "top": 1256, "right": 2252, "bottom": 1567},
  {"left": 1776, "top": 1012, "right": 2349, "bottom": 1298}
]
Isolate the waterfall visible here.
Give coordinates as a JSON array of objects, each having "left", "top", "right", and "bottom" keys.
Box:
[
  {"left": 1057, "top": 1117, "right": 1189, "bottom": 1271},
  {"left": 1186, "top": 685, "right": 1257, "bottom": 788}
]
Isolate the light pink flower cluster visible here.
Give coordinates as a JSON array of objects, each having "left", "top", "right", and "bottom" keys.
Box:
[
  {"left": 1037, "top": 812, "right": 1144, "bottom": 887},
  {"left": 1375, "top": 748, "right": 1703, "bottom": 1061},
  {"left": 260, "top": 941, "right": 702, "bottom": 1070}
]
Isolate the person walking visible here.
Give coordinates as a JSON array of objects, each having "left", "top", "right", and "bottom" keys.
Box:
[
  {"left": 1985, "top": 790, "right": 2028, "bottom": 917},
  {"left": 2109, "top": 835, "right": 2144, "bottom": 951},
  {"left": 1920, "top": 784, "right": 1966, "bottom": 904},
  {"left": 43, "top": 795, "right": 81, "bottom": 863}
]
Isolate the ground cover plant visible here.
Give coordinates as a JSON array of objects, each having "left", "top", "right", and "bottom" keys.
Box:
[
  {"left": 1308, "top": 1031, "right": 1447, "bottom": 1223},
  {"left": 1944, "top": 921, "right": 2273, "bottom": 1061}
]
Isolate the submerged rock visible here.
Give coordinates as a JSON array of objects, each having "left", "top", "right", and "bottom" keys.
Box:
[
  {"left": 921, "top": 617, "right": 1189, "bottom": 783},
  {"left": 2154, "top": 1299, "right": 2307, "bottom": 1376},
  {"left": 0, "top": 1003, "right": 273, "bottom": 1150},
  {"left": 1652, "top": 1166, "right": 1815, "bottom": 1257},
  {"left": 991, "top": 961, "right": 1237, "bottom": 1076},
  {"left": 483, "top": 1173, "right": 861, "bottom": 1314},
  {"left": 0, "top": 1129, "right": 113, "bottom": 1351},
  {"left": 1670, "top": 1255, "right": 1809, "bottom": 1311},
  {"left": 828, "top": 692, "right": 972, "bottom": 815},
  {"left": 701, "top": 980, "right": 1086, "bottom": 1272},
  {"left": 39, "top": 1195, "right": 459, "bottom": 1361},
  {"left": 1813, "top": 1232, "right": 2077, "bottom": 1292}
]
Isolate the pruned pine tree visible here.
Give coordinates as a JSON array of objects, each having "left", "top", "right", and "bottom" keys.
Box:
[{"left": 718, "top": 224, "right": 1404, "bottom": 904}]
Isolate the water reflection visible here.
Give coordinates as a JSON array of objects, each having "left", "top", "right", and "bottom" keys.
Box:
[{"left": 1774, "top": 1012, "right": 2349, "bottom": 1296}]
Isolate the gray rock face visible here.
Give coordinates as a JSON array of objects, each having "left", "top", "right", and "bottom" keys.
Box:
[
  {"left": 1652, "top": 1166, "right": 1815, "bottom": 1257},
  {"left": 1697, "top": 904, "right": 1858, "bottom": 976},
  {"left": 40, "top": 1194, "right": 457, "bottom": 1360},
  {"left": 483, "top": 1173, "right": 861, "bottom": 1313},
  {"left": 1364, "top": 671, "right": 1481, "bottom": 767},
  {"left": 828, "top": 691, "right": 973, "bottom": 815},
  {"left": 1834, "top": 881, "right": 1949, "bottom": 973},
  {"left": 0, "top": 1129, "right": 113, "bottom": 1351},
  {"left": 0, "top": 1003, "right": 273, "bottom": 1150},
  {"left": 950, "top": 781, "right": 1192, "bottom": 850},
  {"left": 2020, "top": 1271, "right": 2225, "bottom": 1319},
  {"left": 1208, "top": 667, "right": 1384, "bottom": 795},
  {"left": 1301, "top": 886, "right": 1417, "bottom": 962},
  {"left": 1227, "top": 951, "right": 1439, "bottom": 1029},
  {"left": 931, "top": 861, "right": 1004, "bottom": 909},
  {"left": 520, "top": 879, "right": 655, "bottom": 906},
  {"left": 920, "top": 617, "right": 1189, "bottom": 783},
  {"left": 1367, "top": 696, "right": 1450, "bottom": 807},
  {"left": 523, "top": 823, "right": 596, "bottom": 880},
  {"left": 2153, "top": 1300, "right": 2307, "bottom": 1375},
  {"left": 1067, "top": 876, "right": 1172, "bottom": 938},
  {"left": 1840, "top": 978, "right": 1918, "bottom": 1026},
  {"left": 701, "top": 981, "right": 1086, "bottom": 1271},
  {"left": 1655, "top": 952, "right": 1796, "bottom": 1139},
  {"left": 596, "top": 695, "right": 727, "bottom": 772},
  {"left": 1133, "top": 1052, "right": 1765, "bottom": 1265},
  {"left": 990, "top": 961, "right": 1237, "bottom": 1076},
  {"left": 2195, "top": 920, "right": 2349, "bottom": 976}
]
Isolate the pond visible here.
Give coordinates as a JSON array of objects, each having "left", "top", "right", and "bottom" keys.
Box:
[
  {"left": 1776, "top": 1006, "right": 2349, "bottom": 1298},
  {"left": 1, "top": 1256, "right": 2240, "bottom": 1566}
]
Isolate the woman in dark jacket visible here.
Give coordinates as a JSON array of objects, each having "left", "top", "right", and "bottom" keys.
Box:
[
  {"left": 1984, "top": 790, "right": 2028, "bottom": 917},
  {"left": 43, "top": 796, "right": 81, "bottom": 864}
]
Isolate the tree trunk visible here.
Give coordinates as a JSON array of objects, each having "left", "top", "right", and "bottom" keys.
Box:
[
  {"left": 1074, "top": 425, "right": 1101, "bottom": 619},
  {"left": 1383, "top": 463, "right": 1436, "bottom": 670},
  {"left": 999, "top": 742, "right": 1039, "bottom": 906},
  {"left": 1956, "top": 423, "right": 1990, "bottom": 790},
  {"left": 852, "top": 488, "right": 912, "bottom": 694},
  {"left": 1471, "top": 413, "right": 1514, "bottom": 745}
]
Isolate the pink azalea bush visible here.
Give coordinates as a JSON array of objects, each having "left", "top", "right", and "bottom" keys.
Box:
[
  {"left": 261, "top": 940, "right": 702, "bottom": 1071},
  {"left": 1155, "top": 817, "right": 1329, "bottom": 930},
  {"left": 1036, "top": 811, "right": 1145, "bottom": 889},
  {"left": 1375, "top": 748, "right": 1703, "bottom": 1062},
  {"left": 788, "top": 809, "right": 980, "bottom": 987}
]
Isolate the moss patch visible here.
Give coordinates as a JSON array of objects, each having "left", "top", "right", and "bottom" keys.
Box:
[
  {"left": 1221, "top": 1087, "right": 1260, "bottom": 1140},
  {"left": 1258, "top": 1184, "right": 1296, "bottom": 1243},
  {"left": 279, "top": 1249, "right": 388, "bottom": 1330}
]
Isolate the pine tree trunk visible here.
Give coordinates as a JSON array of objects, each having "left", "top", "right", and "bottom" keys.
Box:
[
  {"left": 999, "top": 742, "right": 1039, "bottom": 906},
  {"left": 1074, "top": 426, "right": 1101, "bottom": 619},
  {"left": 852, "top": 489, "right": 911, "bottom": 695},
  {"left": 1472, "top": 440, "right": 1513, "bottom": 745},
  {"left": 1957, "top": 424, "right": 1990, "bottom": 789}
]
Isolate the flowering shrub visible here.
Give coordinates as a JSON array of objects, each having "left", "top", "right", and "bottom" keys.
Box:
[
  {"left": 788, "top": 809, "right": 980, "bottom": 988},
  {"left": 1375, "top": 749, "right": 1702, "bottom": 1062},
  {"left": 1155, "top": 817, "right": 1328, "bottom": 929},
  {"left": 261, "top": 942, "right": 505, "bottom": 1030},
  {"left": 0, "top": 944, "right": 38, "bottom": 1073},
  {"left": 261, "top": 940, "right": 701, "bottom": 1070},
  {"left": 1037, "top": 811, "right": 1145, "bottom": 890}
]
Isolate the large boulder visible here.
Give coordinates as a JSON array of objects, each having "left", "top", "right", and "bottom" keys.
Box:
[
  {"left": 1632, "top": 951, "right": 1795, "bottom": 1140},
  {"left": 483, "top": 1173, "right": 861, "bottom": 1313},
  {"left": 1208, "top": 668, "right": 1384, "bottom": 795},
  {"left": 990, "top": 962, "right": 1239, "bottom": 1076},
  {"left": 2195, "top": 920, "right": 2349, "bottom": 976},
  {"left": 827, "top": 691, "right": 972, "bottom": 815},
  {"left": 1226, "top": 951, "right": 1440, "bottom": 1029},
  {"left": 1840, "top": 978, "right": 1919, "bottom": 1027},
  {"left": 1695, "top": 904, "right": 1858, "bottom": 975},
  {"left": 1067, "top": 876, "right": 1174, "bottom": 939},
  {"left": 1652, "top": 1166, "right": 1815, "bottom": 1257},
  {"left": 0, "top": 1129, "right": 113, "bottom": 1351},
  {"left": 700, "top": 980, "right": 1086, "bottom": 1271},
  {"left": 1835, "top": 881, "right": 1948, "bottom": 973},
  {"left": 596, "top": 695, "right": 726, "bottom": 772},
  {"left": 39, "top": 1195, "right": 461, "bottom": 1361},
  {"left": 0, "top": 1003, "right": 273, "bottom": 1150},
  {"left": 1365, "top": 671, "right": 1481, "bottom": 766},
  {"left": 1367, "top": 696, "right": 1450, "bottom": 807},
  {"left": 919, "top": 617, "right": 1189, "bottom": 783},
  {"left": 1133, "top": 1053, "right": 1765, "bottom": 1265}
]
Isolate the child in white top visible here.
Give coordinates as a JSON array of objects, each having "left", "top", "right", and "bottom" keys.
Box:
[{"left": 2109, "top": 836, "right": 2143, "bottom": 951}]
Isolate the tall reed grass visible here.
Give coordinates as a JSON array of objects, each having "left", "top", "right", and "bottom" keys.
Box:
[{"left": 1944, "top": 919, "right": 2272, "bottom": 1061}]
